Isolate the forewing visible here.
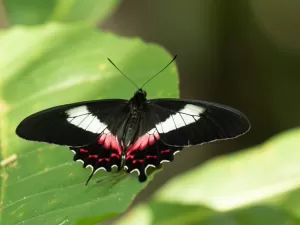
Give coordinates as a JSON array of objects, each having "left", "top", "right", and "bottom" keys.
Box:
[
  {"left": 148, "top": 99, "right": 250, "bottom": 146},
  {"left": 16, "top": 100, "right": 128, "bottom": 147}
]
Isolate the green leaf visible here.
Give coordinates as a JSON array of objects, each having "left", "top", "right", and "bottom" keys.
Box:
[
  {"left": 155, "top": 128, "right": 300, "bottom": 211},
  {"left": 113, "top": 202, "right": 300, "bottom": 225},
  {"left": 50, "top": 0, "right": 120, "bottom": 25},
  {"left": 4, "top": 0, "right": 119, "bottom": 26},
  {"left": 112, "top": 128, "right": 300, "bottom": 225},
  {"left": 147, "top": 202, "right": 214, "bottom": 225},
  {"left": 0, "top": 23, "right": 179, "bottom": 225}
]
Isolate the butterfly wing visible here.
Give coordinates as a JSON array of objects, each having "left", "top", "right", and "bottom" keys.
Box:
[
  {"left": 147, "top": 99, "right": 250, "bottom": 146},
  {"left": 123, "top": 106, "right": 183, "bottom": 182},
  {"left": 68, "top": 102, "right": 133, "bottom": 185},
  {"left": 124, "top": 99, "right": 250, "bottom": 182},
  {"left": 70, "top": 126, "right": 124, "bottom": 185},
  {"left": 16, "top": 99, "right": 128, "bottom": 147}
]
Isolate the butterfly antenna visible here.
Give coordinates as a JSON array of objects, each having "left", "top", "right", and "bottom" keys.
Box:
[
  {"left": 107, "top": 58, "right": 139, "bottom": 89},
  {"left": 140, "top": 55, "right": 177, "bottom": 89}
]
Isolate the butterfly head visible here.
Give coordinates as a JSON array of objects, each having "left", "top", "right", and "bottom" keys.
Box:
[
  {"left": 134, "top": 88, "right": 147, "bottom": 98},
  {"left": 135, "top": 88, "right": 147, "bottom": 98},
  {"left": 130, "top": 89, "right": 147, "bottom": 105}
]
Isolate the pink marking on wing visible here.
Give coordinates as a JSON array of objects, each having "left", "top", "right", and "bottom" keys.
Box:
[
  {"left": 111, "top": 136, "right": 122, "bottom": 155},
  {"left": 127, "top": 134, "right": 151, "bottom": 154},
  {"left": 98, "top": 134, "right": 106, "bottom": 144},
  {"left": 88, "top": 155, "right": 98, "bottom": 159},
  {"left": 127, "top": 131, "right": 160, "bottom": 156},
  {"left": 79, "top": 149, "right": 88, "bottom": 153},
  {"left": 139, "top": 135, "right": 149, "bottom": 150},
  {"left": 104, "top": 134, "right": 112, "bottom": 149},
  {"left": 133, "top": 159, "right": 143, "bottom": 164},
  {"left": 148, "top": 135, "right": 155, "bottom": 145},
  {"left": 127, "top": 139, "right": 141, "bottom": 154},
  {"left": 161, "top": 149, "right": 171, "bottom": 154},
  {"left": 154, "top": 131, "right": 160, "bottom": 140},
  {"left": 111, "top": 153, "right": 120, "bottom": 159},
  {"left": 126, "top": 155, "right": 134, "bottom": 160},
  {"left": 146, "top": 155, "right": 158, "bottom": 159},
  {"left": 98, "top": 158, "right": 110, "bottom": 162}
]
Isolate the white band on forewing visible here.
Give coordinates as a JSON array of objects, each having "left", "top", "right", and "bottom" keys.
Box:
[
  {"left": 156, "top": 104, "right": 205, "bottom": 133},
  {"left": 66, "top": 106, "right": 107, "bottom": 133}
]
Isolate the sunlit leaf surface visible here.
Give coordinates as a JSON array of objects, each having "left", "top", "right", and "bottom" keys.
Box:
[
  {"left": 0, "top": 23, "right": 179, "bottom": 225},
  {"left": 113, "top": 128, "right": 300, "bottom": 225},
  {"left": 155, "top": 128, "right": 300, "bottom": 211}
]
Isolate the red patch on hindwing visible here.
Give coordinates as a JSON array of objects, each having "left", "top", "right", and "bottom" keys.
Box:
[
  {"left": 125, "top": 129, "right": 183, "bottom": 182},
  {"left": 80, "top": 149, "right": 88, "bottom": 153},
  {"left": 70, "top": 129, "right": 183, "bottom": 183},
  {"left": 127, "top": 130, "right": 160, "bottom": 154},
  {"left": 98, "top": 133, "right": 122, "bottom": 156},
  {"left": 161, "top": 149, "right": 170, "bottom": 154},
  {"left": 70, "top": 131, "right": 122, "bottom": 185}
]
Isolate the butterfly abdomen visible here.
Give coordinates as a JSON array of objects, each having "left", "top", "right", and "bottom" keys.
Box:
[
  {"left": 122, "top": 111, "right": 141, "bottom": 147},
  {"left": 122, "top": 90, "right": 148, "bottom": 147}
]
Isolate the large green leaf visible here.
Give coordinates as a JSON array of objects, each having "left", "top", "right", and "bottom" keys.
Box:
[
  {"left": 155, "top": 128, "right": 300, "bottom": 211},
  {"left": 114, "top": 202, "right": 300, "bottom": 225},
  {"left": 0, "top": 23, "right": 179, "bottom": 225},
  {"left": 4, "top": 0, "right": 119, "bottom": 26},
  {"left": 113, "top": 128, "right": 300, "bottom": 224}
]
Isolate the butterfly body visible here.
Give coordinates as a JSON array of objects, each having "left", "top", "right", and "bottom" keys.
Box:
[{"left": 122, "top": 89, "right": 147, "bottom": 147}]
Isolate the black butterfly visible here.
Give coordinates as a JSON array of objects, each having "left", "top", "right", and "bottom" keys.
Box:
[{"left": 16, "top": 56, "right": 250, "bottom": 184}]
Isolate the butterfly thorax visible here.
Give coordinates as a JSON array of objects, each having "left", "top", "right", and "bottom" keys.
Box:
[{"left": 122, "top": 89, "right": 147, "bottom": 148}]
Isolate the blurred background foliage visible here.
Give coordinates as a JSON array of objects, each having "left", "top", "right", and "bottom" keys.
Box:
[
  {"left": 0, "top": 0, "right": 300, "bottom": 224},
  {"left": 101, "top": 0, "right": 300, "bottom": 201}
]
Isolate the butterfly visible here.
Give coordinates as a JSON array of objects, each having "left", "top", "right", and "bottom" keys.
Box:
[{"left": 16, "top": 56, "right": 250, "bottom": 184}]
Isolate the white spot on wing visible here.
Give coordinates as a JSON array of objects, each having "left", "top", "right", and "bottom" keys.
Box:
[
  {"left": 66, "top": 105, "right": 107, "bottom": 134},
  {"left": 179, "top": 104, "right": 205, "bottom": 116},
  {"left": 111, "top": 165, "right": 118, "bottom": 169},
  {"left": 103, "top": 128, "right": 110, "bottom": 134},
  {"left": 160, "top": 160, "right": 170, "bottom": 164},
  {"left": 86, "top": 165, "right": 94, "bottom": 181},
  {"left": 70, "top": 150, "right": 76, "bottom": 154},
  {"left": 173, "top": 150, "right": 180, "bottom": 155},
  {"left": 86, "top": 164, "right": 93, "bottom": 170},
  {"left": 66, "top": 106, "right": 88, "bottom": 117},
  {"left": 76, "top": 159, "right": 84, "bottom": 164},
  {"left": 145, "top": 164, "right": 156, "bottom": 175},
  {"left": 94, "top": 167, "right": 106, "bottom": 173},
  {"left": 130, "top": 169, "right": 140, "bottom": 176},
  {"left": 124, "top": 166, "right": 128, "bottom": 170},
  {"left": 110, "top": 164, "right": 119, "bottom": 172},
  {"left": 147, "top": 128, "right": 156, "bottom": 134}
]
